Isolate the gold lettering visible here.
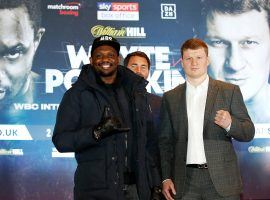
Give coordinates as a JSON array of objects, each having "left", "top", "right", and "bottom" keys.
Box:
[{"left": 91, "top": 25, "right": 126, "bottom": 37}]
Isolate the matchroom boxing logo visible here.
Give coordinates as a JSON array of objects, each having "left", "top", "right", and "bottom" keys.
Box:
[{"left": 47, "top": 2, "right": 81, "bottom": 17}]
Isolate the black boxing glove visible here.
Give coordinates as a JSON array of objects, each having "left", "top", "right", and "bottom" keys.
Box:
[{"left": 93, "top": 106, "right": 130, "bottom": 141}]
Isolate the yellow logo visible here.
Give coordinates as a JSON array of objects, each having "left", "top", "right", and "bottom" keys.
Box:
[
  {"left": 91, "top": 25, "right": 146, "bottom": 38},
  {"left": 91, "top": 25, "right": 126, "bottom": 37}
]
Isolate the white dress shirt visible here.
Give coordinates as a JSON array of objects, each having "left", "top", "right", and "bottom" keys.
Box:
[{"left": 186, "top": 76, "right": 209, "bottom": 164}]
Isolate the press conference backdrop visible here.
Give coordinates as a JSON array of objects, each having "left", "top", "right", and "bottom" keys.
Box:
[{"left": 0, "top": 0, "right": 269, "bottom": 199}]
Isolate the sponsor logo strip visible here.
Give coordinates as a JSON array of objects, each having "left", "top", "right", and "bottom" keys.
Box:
[
  {"left": 161, "top": 3, "right": 176, "bottom": 19},
  {"left": 47, "top": 2, "right": 80, "bottom": 17},
  {"left": 97, "top": 2, "right": 139, "bottom": 21},
  {"left": 0, "top": 125, "right": 32, "bottom": 140},
  {"left": 0, "top": 149, "right": 24, "bottom": 156},
  {"left": 52, "top": 148, "right": 75, "bottom": 158},
  {"left": 91, "top": 25, "right": 146, "bottom": 38},
  {"left": 254, "top": 123, "right": 270, "bottom": 138}
]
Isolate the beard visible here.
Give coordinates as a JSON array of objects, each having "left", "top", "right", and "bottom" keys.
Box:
[
  {"left": 96, "top": 69, "right": 117, "bottom": 77},
  {"left": 93, "top": 63, "right": 118, "bottom": 77}
]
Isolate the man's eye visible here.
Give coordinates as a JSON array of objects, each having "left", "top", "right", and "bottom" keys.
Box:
[
  {"left": 4, "top": 47, "right": 26, "bottom": 61},
  {"left": 240, "top": 40, "right": 259, "bottom": 48},
  {"left": 6, "top": 52, "right": 20, "bottom": 60},
  {"left": 141, "top": 65, "right": 146, "bottom": 70},
  {"left": 108, "top": 53, "right": 116, "bottom": 58},
  {"left": 208, "top": 39, "right": 227, "bottom": 48},
  {"left": 95, "top": 54, "right": 102, "bottom": 59}
]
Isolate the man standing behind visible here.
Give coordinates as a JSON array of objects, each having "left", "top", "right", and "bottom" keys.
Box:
[
  {"left": 53, "top": 36, "right": 161, "bottom": 200},
  {"left": 124, "top": 51, "right": 162, "bottom": 135},
  {"left": 159, "top": 38, "right": 254, "bottom": 200},
  {"left": 124, "top": 51, "right": 162, "bottom": 198}
]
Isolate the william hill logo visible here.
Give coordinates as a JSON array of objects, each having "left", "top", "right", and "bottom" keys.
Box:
[{"left": 91, "top": 25, "right": 146, "bottom": 38}]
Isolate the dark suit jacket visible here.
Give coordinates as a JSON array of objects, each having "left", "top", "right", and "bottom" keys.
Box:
[
  {"left": 146, "top": 93, "right": 162, "bottom": 187},
  {"left": 148, "top": 93, "right": 162, "bottom": 133},
  {"left": 158, "top": 77, "right": 255, "bottom": 199}
]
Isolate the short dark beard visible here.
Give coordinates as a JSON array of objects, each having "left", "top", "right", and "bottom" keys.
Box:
[{"left": 96, "top": 69, "right": 116, "bottom": 77}]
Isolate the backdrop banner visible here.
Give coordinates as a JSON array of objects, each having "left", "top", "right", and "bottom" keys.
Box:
[{"left": 0, "top": 0, "right": 269, "bottom": 199}]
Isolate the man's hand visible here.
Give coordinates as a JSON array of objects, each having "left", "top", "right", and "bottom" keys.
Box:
[
  {"left": 93, "top": 106, "right": 130, "bottom": 141},
  {"left": 214, "top": 110, "right": 232, "bottom": 130},
  {"left": 162, "top": 179, "right": 176, "bottom": 200}
]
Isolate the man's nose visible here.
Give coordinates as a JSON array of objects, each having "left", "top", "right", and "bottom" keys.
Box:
[
  {"left": 226, "top": 44, "right": 246, "bottom": 72},
  {"left": 191, "top": 58, "right": 198, "bottom": 66},
  {"left": 134, "top": 66, "right": 141, "bottom": 73},
  {"left": 0, "top": 69, "right": 8, "bottom": 84},
  {"left": 100, "top": 55, "right": 111, "bottom": 62}
]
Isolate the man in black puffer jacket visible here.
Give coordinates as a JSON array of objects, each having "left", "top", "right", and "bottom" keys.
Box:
[{"left": 52, "top": 35, "right": 161, "bottom": 200}]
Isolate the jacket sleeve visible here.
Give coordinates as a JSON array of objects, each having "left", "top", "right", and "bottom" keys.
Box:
[
  {"left": 52, "top": 89, "right": 98, "bottom": 153},
  {"left": 158, "top": 94, "right": 174, "bottom": 181},
  {"left": 227, "top": 85, "right": 255, "bottom": 142}
]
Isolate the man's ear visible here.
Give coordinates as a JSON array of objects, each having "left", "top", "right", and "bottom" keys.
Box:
[
  {"left": 90, "top": 57, "right": 93, "bottom": 65},
  {"left": 34, "top": 27, "right": 45, "bottom": 52},
  {"left": 118, "top": 56, "right": 121, "bottom": 64}
]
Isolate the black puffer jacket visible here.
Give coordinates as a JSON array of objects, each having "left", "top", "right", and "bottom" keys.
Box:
[{"left": 53, "top": 64, "right": 160, "bottom": 199}]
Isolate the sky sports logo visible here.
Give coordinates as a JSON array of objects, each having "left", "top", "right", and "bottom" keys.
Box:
[{"left": 97, "top": 2, "right": 139, "bottom": 21}]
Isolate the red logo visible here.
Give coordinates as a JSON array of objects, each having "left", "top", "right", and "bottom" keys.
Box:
[{"left": 112, "top": 3, "right": 138, "bottom": 12}]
